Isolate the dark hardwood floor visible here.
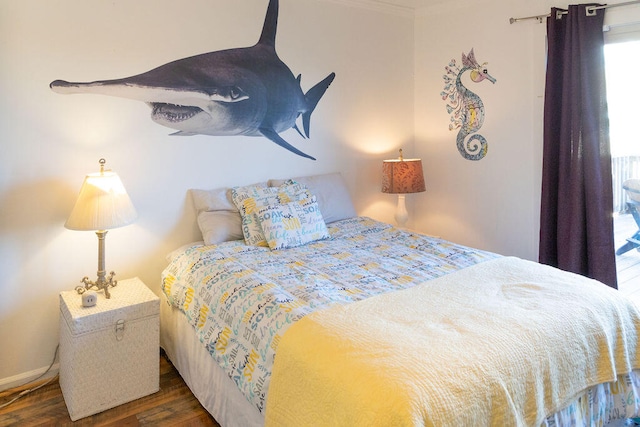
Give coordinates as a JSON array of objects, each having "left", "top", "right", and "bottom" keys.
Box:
[{"left": 0, "top": 351, "right": 220, "bottom": 427}]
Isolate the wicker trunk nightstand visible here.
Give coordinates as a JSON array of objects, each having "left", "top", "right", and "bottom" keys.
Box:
[{"left": 59, "top": 277, "right": 160, "bottom": 421}]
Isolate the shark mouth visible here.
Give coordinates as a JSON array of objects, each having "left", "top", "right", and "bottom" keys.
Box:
[{"left": 150, "top": 102, "right": 203, "bottom": 123}]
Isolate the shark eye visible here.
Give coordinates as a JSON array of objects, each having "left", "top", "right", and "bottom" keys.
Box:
[
  {"left": 230, "top": 87, "right": 242, "bottom": 100},
  {"left": 482, "top": 68, "right": 488, "bottom": 74}
]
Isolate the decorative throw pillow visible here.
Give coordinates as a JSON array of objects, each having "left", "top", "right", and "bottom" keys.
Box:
[
  {"left": 258, "top": 197, "right": 330, "bottom": 250},
  {"left": 231, "top": 180, "right": 312, "bottom": 246}
]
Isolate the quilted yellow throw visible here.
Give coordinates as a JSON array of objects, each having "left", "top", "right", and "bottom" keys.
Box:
[{"left": 265, "top": 257, "right": 640, "bottom": 427}]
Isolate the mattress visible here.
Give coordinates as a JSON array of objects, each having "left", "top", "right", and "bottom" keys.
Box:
[{"left": 161, "top": 216, "right": 640, "bottom": 426}]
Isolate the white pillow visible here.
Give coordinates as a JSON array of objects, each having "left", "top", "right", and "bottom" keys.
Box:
[
  {"left": 231, "top": 181, "right": 312, "bottom": 247},
  {"left": 197, "top": 211, "right": 244, "bottom": 245},
  {"left": 190, "top": 184, "right": 266, "bottom": 245},
  {"left": 268, "top": 173, "right": 356, "bottom": 223},
  {"left": 258, "top": 197, "right": 329, "bottom": 250}
]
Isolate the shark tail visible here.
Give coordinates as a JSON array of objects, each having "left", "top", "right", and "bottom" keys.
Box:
[{"left": 302, "top": 72, "right": 336, "bottom": 138}]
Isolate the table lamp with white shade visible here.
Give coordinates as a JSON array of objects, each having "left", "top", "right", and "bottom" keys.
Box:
[{"left": 65, "top": 158, "right": 137, "bottom": 299}]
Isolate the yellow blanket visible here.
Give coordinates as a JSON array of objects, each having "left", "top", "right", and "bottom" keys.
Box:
[{"left": 265, "top": 257, "right": 640, "bottom": 427}]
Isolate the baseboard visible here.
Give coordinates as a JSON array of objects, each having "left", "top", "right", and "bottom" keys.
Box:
[{"left": 0, "top": 363, "right": 60, "bottom": 392}]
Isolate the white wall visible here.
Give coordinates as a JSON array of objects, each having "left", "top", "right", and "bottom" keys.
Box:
[
  {"left": 413, "top": 0, "right": 546, "bottom": 260},
  {"left": 413, "top": 0, "right": 640, "bottom": 260},
  {"left": 0, "top": 0, "right": 414, "bottom": 388}
]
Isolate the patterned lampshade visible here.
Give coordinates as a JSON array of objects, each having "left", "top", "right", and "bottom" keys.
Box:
[
  {"left": 65, "top": 159, "right": 137, "bottom": 231},
  {"left": 382, "top": 150, "right": 426, "bottom": 194}
]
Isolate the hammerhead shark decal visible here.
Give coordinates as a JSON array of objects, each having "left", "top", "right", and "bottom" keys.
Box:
[{"left": 50, "top": 0, "right": 335, "bottom": 160}]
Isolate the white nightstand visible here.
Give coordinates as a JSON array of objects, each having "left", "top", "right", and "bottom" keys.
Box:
[{"left": 59, "top": 277, "right": 160, "bottom": 421}]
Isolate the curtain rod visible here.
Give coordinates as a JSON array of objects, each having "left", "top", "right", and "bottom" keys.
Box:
[{"left": 509, "top": 0, "right": 640, "bottom": 24}]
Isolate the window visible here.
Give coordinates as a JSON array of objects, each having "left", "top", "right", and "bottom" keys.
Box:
[
  {"left": 605, "top": 39, "right": 640, "bottom": 214},
  {"left": 605, "top": 40, "right": 640, "bottom": 159}
]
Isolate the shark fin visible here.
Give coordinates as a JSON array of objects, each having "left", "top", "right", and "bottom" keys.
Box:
[
  {"left": 302, "top": 72, "right": 336, "bottom": 138},
  {"left": 293, "top": 123, "right": 306, "bottom": 139},
  {"left": 259, "top": 127, "right": 316, "bottom": 160},
  {"left": 257, "top": 0, "right": 278, "bottom": 49}
]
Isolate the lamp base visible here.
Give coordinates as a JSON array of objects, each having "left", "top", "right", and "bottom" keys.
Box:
[
  {"left": 394, "top": 194, "right": 409, "bottom": 228},
  {"left": 75, "top": 230, "right": 118, "bottom": 299},
  {"left": 76, "top": 271, "right": 118, "bottom": 299}
]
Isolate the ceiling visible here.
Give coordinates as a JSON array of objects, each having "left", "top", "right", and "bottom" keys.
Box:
[
  {"left": 374, "top": 0, "right": 433, "bottom": 7},
  {"left": 329, "top": 0, "right": 443, "bottom": 15}
]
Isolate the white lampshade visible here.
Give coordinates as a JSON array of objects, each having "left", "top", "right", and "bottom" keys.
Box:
[{"left": 65, "top": 166, "right": 137, "bottom": 231}]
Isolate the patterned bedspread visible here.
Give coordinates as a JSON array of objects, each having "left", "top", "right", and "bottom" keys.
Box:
[{"left": 161, "top": 217, "right": 497, "bottom": 412}]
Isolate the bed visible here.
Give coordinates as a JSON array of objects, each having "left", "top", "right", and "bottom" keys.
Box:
[{"left": 160, "top": 173, "right": 640, "bottom": 427}]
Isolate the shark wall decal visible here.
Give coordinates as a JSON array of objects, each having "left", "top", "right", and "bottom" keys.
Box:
[{"left": 50, "top": 0, "right": 335, "bottom": 161}]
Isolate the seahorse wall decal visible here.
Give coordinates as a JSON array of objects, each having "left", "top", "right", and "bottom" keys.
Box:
[{"left": 441, "top": 49, "right": 496, "bottom": 161}]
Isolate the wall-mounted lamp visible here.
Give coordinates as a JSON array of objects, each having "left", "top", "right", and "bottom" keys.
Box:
[
  {"left": 382, "top": 149, "right": 426, "bottom": 227},
  {"left": 65, "top": 158, "right": 137, "bottom": 298}
]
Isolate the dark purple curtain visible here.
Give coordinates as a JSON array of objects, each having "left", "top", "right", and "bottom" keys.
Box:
[{"left": 539, "top": 4, "right": 617, "bottom": 288}]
